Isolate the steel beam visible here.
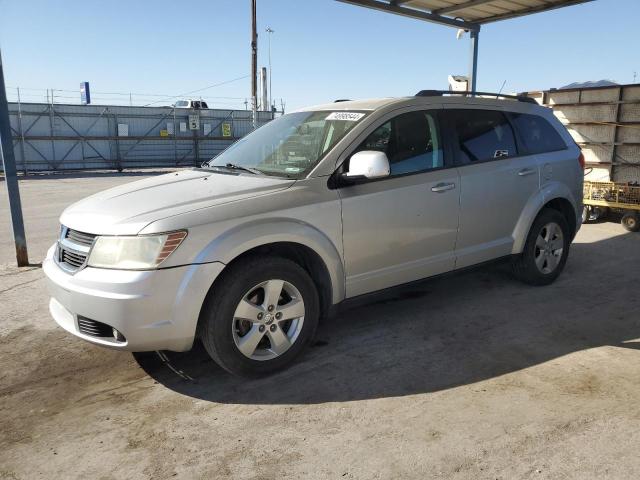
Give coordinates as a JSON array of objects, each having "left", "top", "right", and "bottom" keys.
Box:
[
  {"left": 337, "top": 0, "right": 479, "bottom": 31},
  {"left": 0, "top": 50, "right": 29, "bottom": 266},
  {"left": 432, "top": 0, "right": 496, "bottom": 16},
  {"left": 468, "top": 28, "right": 479, "bottom": 94},
  {"left": 480, "top": 0, "right": 594, "bottom": 24}
]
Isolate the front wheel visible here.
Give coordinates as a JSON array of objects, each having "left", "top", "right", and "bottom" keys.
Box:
[
  {"left": 199, "top": 256, "right": 320, "bottom": 377},
  {"left": 512, "top": 209, "right": 571, "bottom": 286}
]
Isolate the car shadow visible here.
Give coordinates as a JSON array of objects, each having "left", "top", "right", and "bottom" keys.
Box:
[{"left": 133, "top": 232, "right": 640, "bottom": 404}]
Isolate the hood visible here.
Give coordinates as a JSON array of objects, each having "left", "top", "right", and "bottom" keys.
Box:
[{"left": 60, "top": 169, "right": 295, "bottom": 235}]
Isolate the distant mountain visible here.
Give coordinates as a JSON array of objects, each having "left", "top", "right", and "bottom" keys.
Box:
[{"left": 559, "top": 80, "right": 619, "bottom": 89}]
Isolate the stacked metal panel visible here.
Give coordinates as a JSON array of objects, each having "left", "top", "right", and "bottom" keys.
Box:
[{"left": 529, "top": 84, "right": 640, "bottom": 183}]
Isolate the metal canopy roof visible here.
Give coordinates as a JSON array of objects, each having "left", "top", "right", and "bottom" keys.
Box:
[
  {"left": 337, "top": 0, "right": 594, "bottom": 30},
  {"left": 336, "top": 0, "right": 595, "bottom": 93}
]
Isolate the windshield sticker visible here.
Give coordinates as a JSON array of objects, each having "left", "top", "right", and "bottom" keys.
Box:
[{"left": 325, "top": 112, "right": 365, "bottom": 122}]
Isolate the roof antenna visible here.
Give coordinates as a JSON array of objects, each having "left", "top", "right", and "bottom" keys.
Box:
[{"left": 496, "top": 80, "right": 507, "bottom": 98}]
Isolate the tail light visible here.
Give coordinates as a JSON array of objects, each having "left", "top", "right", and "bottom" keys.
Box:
[{"left": 578, "top": 151, "right": 585, "bottom": 170}]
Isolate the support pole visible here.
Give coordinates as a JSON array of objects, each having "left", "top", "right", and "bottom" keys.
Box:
[
  {"left": 0, "top": 49, "right": 29, "bottom": 266},
  {"left": 266, "top": 27, "right": 274, "bottom": 111},
  {"left": 468, "top": 28, "right": 480, "bottom": 95},
  {"left": 261, "top": 67, "right": 268, "bottom": 113},
  {"left": 250, "top": 0, "right": 258, "bottom": 129},
  {"left": 16, "top": 87, "right": 27, "bottom": 175}
]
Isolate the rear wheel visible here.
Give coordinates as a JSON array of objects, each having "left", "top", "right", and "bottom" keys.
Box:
[
  {"left": 512, "top": 209, "right": 570, "bottom": 286},
  {"left": 621, "top": 211, "right": 640, "bottom": 232},
  {"left": 199, "top": 256, "right": 319, "bottom": 377},
  {"left": 583, "top": 205, "right": 608, "bottom": 223}
]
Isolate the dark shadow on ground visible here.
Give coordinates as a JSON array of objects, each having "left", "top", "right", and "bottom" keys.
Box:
[{"left": 134, "top": 232, "right": 640, "bottom": 404}]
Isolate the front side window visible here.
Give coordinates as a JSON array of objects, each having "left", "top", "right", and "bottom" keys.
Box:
[
  {"left": 448, "top": 109, "right": 518, "bottom": 163},
  {"left": 510, "top": 113, "right": 566, "bottom": 154},
  {"left": 354, "top": 110, "right": 443, "bottom": 176},
  {"left": 205, "top": 111, "right": 367, "bottom": 178}
]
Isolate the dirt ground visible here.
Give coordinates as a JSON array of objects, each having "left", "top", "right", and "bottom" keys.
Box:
[{"left": 1, "top": 172, "right": 640, "bottom": 479}]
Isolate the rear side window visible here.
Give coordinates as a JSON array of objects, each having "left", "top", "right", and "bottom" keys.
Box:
[
  {"left": 448, "top": 109, "right": 518, "bottom": 163},
  {"left": 510, "top": 113, "right": 567, "bottom": 154}
]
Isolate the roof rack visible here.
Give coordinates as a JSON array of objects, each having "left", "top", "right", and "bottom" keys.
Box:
[
  {"left": 334, "top": 99, "right": 351, "bottom": 103},
  {"left": 415, "top": 90, "right": 538, "bottom": 104}
]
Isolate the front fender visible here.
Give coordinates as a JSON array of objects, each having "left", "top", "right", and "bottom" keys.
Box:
[
  {"left": 193, "top": 218, "right": 345, "bottom": 304},
  {"left": 511, "top": 182, "right": 579, "bottom": 254}
]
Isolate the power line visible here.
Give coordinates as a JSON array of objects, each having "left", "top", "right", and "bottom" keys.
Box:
[
  {"left": 143, "top": 75, "right": 250, "bottom": 106},
  {"left": 7, "top": 81, "right": 254, "bottom": 108}
]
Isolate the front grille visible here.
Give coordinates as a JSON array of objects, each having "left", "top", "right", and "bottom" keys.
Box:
[
  {"left": 61, "top": 249, "right": 85, "bottom": 268},
  {"left": 57, "top": 226, "right": 97, "bottom": 273},
  {"left": 65, "top": 228, "right": 96, "bottom": 247},
  {"left": 77, "top": 316, "right": 113, "bottom": 338}
]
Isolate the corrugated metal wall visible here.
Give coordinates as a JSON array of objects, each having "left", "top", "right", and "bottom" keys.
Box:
[
  {"left": 6, "top": 103, "right": 274, "bottom": 172},
  {"left": 528, "top": 84, "right": 640, "bottom": 183}
]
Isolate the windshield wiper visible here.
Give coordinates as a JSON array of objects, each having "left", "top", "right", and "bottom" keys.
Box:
[{"left": 205, "top": 163, "right": 261, "bottom": 175}]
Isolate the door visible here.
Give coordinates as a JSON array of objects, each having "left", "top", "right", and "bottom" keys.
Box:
[
  {"left": 443, "top": 108, "right": 540, "bottom": 268},
  {"left": 338, "top": 109, "right": 460, "bottom": 298}
]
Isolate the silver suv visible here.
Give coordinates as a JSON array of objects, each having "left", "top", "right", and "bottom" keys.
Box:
[{"left": 44, "top": 91, "right": 583, "bottom": 376}]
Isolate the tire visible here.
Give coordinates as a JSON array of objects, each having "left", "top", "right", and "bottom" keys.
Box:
[
  {"left": 512, "top": 208, "right": 571, "bottom": 286},
  {"left": 581, "top": 205, "right": 590, "bottom": 224},
  {"left": 592, "top": 206, "right": 608, "bottom": 222},
  {"left": 199, "top": 256, "right": 320, "bottom": 377},
  {"left": 621, "top": 212, "right": 640, "bottom": 232}
]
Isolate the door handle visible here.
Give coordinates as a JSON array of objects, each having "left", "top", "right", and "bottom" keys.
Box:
[
  {"left": 431, "top": 182, "right": 456, "bottom": 193},
  {"left": 518, "top": 168, "right": 536, "bottom": 177}
]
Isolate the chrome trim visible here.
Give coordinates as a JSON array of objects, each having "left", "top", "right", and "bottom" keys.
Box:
[
  {"left": 54, "top": 225, "right": 96, "bottom": 274},
  {"left": 59, "top": 236, "right": 91, "bottom": 255}
]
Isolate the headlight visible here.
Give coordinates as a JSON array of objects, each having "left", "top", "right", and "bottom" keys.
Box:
[{"left": 87, "top": 231, "right": 187, "bottom": 270}]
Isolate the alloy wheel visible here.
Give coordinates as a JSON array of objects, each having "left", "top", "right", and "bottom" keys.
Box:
[
  {"left": 534, "top": 222, "right": 564, "bottom": 274},
  {"left": 232, "top": 279, "right": 305, "bottom": 361}
]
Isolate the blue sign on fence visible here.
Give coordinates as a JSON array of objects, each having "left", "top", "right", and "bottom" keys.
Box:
[{"left": 80, "top": 82, "right": 91, "bottom": 105}]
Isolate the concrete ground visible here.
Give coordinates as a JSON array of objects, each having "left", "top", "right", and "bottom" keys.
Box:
[{"left": 1, "top": 173, "right": 640, "bottom": 479}]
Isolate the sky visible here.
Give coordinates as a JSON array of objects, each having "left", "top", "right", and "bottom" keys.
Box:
[{"left": 0, "top": 0, "right": 638, "bottom": 110}]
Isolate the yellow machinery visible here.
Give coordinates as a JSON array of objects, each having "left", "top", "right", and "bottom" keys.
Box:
[{"left": 583, "top": 181, "right": 640, "bottom": 232}]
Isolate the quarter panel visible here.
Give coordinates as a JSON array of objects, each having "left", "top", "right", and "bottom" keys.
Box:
[{"left": 511, "top": 180, "right": 580, "bottom": 254}]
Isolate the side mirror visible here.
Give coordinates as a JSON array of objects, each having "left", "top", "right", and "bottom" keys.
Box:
[{"left": 345, "top": 150, "right": 390, "bottom": 181}]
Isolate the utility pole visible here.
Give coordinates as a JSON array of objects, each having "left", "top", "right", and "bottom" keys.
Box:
[
  {"left": 0, "top": 49, "right": 29, "bottom": 266},
  {"left": 250, "top": 0, "right": 258, "bottom": 129},
  {"left": 265, "top": 27, "right": 274, "bottom": 111}
]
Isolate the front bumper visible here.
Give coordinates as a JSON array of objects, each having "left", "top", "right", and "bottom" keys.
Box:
[{"left": 43, "top": 245, "right": 225, "bottom": 352}]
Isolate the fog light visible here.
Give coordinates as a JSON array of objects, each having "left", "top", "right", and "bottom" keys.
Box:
[{"left": 112, "top": 328, "right": 125, "bottom": 342}]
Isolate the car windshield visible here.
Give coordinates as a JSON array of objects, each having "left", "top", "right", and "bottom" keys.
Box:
[
  {"left": 204, "top": 110, "right": 368, "bottom": 178},
  {"left": 175, "top": 101, "right": 189, "bottom": 107}
]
